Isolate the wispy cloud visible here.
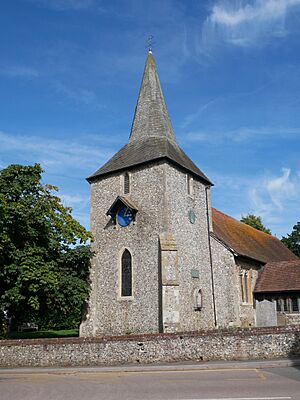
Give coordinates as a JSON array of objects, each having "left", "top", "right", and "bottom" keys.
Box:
[
  {"left": 53, "top": 82, "right": 102, "bottom": 108},
  {"left": 29, "top": 0, "right": 96, "bottom": 11},
  {"left": 202, "top": 0, "right": 300, "bottom": 50},
  {"left": 184, "top": 126, "right": 300, "bottom": 144},
  {"left": 265, "top": 168, "right": 297, "bottom": 209},
  {"left": 0, "top": 130, "right": 114, "bottom": 172},
  {"left": 212, "top": 167, "right": 300, "bottom": 236},
  {"left": 248, "top": 168, "right": 299, "bottom": 223},
  {"left": 181, "top": 97, "right": 220, "bottom": 129},
  {"left": 0, "top": 66, "right": 40, "bottom": 78},
  {"left": 182, "top": 82, "right": 275, "bottom": 129},
  {"left": 60, "top": 193, "right": 87, "bottom": 207}
]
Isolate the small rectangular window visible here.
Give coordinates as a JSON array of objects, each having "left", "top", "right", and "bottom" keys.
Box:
[{"left": 187, "top": 175, "right": 193, "bottom": 196}]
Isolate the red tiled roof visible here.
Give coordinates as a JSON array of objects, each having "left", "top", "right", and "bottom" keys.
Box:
[
  {"left": 254, "top": 260, "right": 300, "bottom": 292},
  {"left": 212, "top": 208, "right": 297, "bottom": 263}
]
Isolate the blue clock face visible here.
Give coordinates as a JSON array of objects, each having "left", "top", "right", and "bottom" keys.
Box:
[{"left": 117, "top": 206, "right": 133, "bottom": 227}]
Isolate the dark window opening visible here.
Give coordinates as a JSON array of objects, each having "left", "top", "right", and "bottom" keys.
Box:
[
  {"left": 276, "top": 299, "right": 282, "bottom": 312},
  {"left": 283, "top": 299, "right": 288, "bottom": 312},
  {"left": 244, "top": 273, "right": 249, "bottom": 303},
  {"left": 121, "top": 249, "right": 132, "bottom": 297},
  {"left": 240, "top": 274, "right": 245, "bottom": 303},
  {"left": 124, "top": 173, "right": 130, "bottom": 194},
  {"left": 291, "top": 298, "right": 299, "bottom": 312}
]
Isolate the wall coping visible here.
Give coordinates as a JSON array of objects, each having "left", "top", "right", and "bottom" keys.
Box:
[{"left": 1, "top": 325, "right": 300, "bottom": 347}]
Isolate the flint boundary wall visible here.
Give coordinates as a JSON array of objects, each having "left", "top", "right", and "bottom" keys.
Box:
[{"left": 1, "top": 325, "right": 300, "bottom": 368}]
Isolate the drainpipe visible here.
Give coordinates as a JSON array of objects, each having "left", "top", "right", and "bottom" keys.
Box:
[{"left": 205, "top": 186, "right": 217, "bottom": 328}]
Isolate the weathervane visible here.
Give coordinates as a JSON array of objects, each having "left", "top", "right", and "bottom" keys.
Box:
[{"left": 147, "top": 35, "right": 155, "bottom": 53}]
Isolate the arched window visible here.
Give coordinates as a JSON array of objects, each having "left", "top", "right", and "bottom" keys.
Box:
[
  {"left": 121, "top": 249, "right": 132, "bottom": 297},
  {"left": 124, "top": 172, "right": 130, "bottom": 194}
]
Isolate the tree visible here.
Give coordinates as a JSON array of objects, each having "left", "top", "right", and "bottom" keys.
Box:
[
  {"left": 0, "top": 163, "right": 93, "bottom": 331},
  {"left": 240, "top": 214, "right": 272, "bottom": 235},
  {"left": 282, "top": 222, "right": 300, "bottom": 259}
]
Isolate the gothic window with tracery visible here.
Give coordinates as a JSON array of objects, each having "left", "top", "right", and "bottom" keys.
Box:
[{"left": 121, "top": 249, "right": 132, "bottom": 297}]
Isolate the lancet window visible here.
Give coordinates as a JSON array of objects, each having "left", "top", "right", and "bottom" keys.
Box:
[{"left": 121, "top": 249, "right": 132, "bottom": 297}]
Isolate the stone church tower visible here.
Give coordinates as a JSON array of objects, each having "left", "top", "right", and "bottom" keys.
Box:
[{"left": 80, "top": 51, "right": 217, "bottom": 337}]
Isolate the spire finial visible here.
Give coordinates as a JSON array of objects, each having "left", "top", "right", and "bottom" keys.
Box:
[{"left": 147, "top": 35, "right": 154, "bottom": 53}]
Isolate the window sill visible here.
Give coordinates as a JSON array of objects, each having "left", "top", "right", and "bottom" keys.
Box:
[
  {"left": 277, "top": 311, "right": 300, "bottom": 315},
  {"left": 118, "top": 296, "right": 134, "bottom": 302}
]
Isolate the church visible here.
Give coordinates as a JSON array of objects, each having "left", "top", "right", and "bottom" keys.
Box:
[{"left": 80, "top": 50, "right": 300, "bottom": 337}]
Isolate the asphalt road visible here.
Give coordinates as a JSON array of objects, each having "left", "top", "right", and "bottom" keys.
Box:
[{"left": 1, "top": 361, "right": 300, "bottom": 400}]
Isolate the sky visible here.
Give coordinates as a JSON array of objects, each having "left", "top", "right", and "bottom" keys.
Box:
[{"left": 1, "top": 0, "right": 300, "bottom": 238}]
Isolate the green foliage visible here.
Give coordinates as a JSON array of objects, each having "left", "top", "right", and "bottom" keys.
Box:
[
  {"left": 282, "top": 222, "right": 300, "bottom": 259},
  {"left": 0, "top": 164, "right": 93, "bottom": 331},
  {"left": 240, "top": 214, "right": 272, "bottom": 235}
]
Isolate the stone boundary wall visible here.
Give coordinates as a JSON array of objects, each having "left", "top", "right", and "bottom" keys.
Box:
[{"left": 1, "top": 325, "right": 300, "bottom": 368}]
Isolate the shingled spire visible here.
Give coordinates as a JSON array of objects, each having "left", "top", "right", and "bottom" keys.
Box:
[
  {"left": 129, "top": 50, "right": 177, "bottom": 144},
  {"left": 88, "top": 51, "right": 212, "bottom": 185}
]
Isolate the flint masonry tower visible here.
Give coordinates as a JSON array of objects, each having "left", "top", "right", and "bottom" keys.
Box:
[{"left": 80, "top": 51, "right": 216, "bottom": 337}]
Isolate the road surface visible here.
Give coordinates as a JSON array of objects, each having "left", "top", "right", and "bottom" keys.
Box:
[{"left": 1, "top": 360, "right": 300, "bottom": 400}]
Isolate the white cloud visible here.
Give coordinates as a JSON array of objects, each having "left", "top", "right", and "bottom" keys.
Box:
[
  {"left": 60, "top": 194, "right": 87, "bottom": 207},
  {"left": 265, "top": 168, "right": 296, "bottom": 209},
  {"left": 202, "top": 0, "right": 300, "bottom": 49},
  {"left": 211, "top": 167, "right": 300, "bottom": 236},
  {"left": 248, "top": 168, "right": 299, "bottom": 225},
  {"left": 60, "top": 194, "right": 89, "bottom": 226},
  {"left": 0, "top": 66, "right": 40, "bottom": 78}
]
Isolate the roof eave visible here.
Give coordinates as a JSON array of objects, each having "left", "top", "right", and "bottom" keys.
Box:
[
  {"left": 254, "top": 288, "right": 300, "bottom": 294},
  {"left": 87, "top": 156, "right": 213, "bottom": 186}
]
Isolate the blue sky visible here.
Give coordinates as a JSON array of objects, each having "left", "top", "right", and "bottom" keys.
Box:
[{"left": 1, "top": 0, "right": 300, "bottom": 238}]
